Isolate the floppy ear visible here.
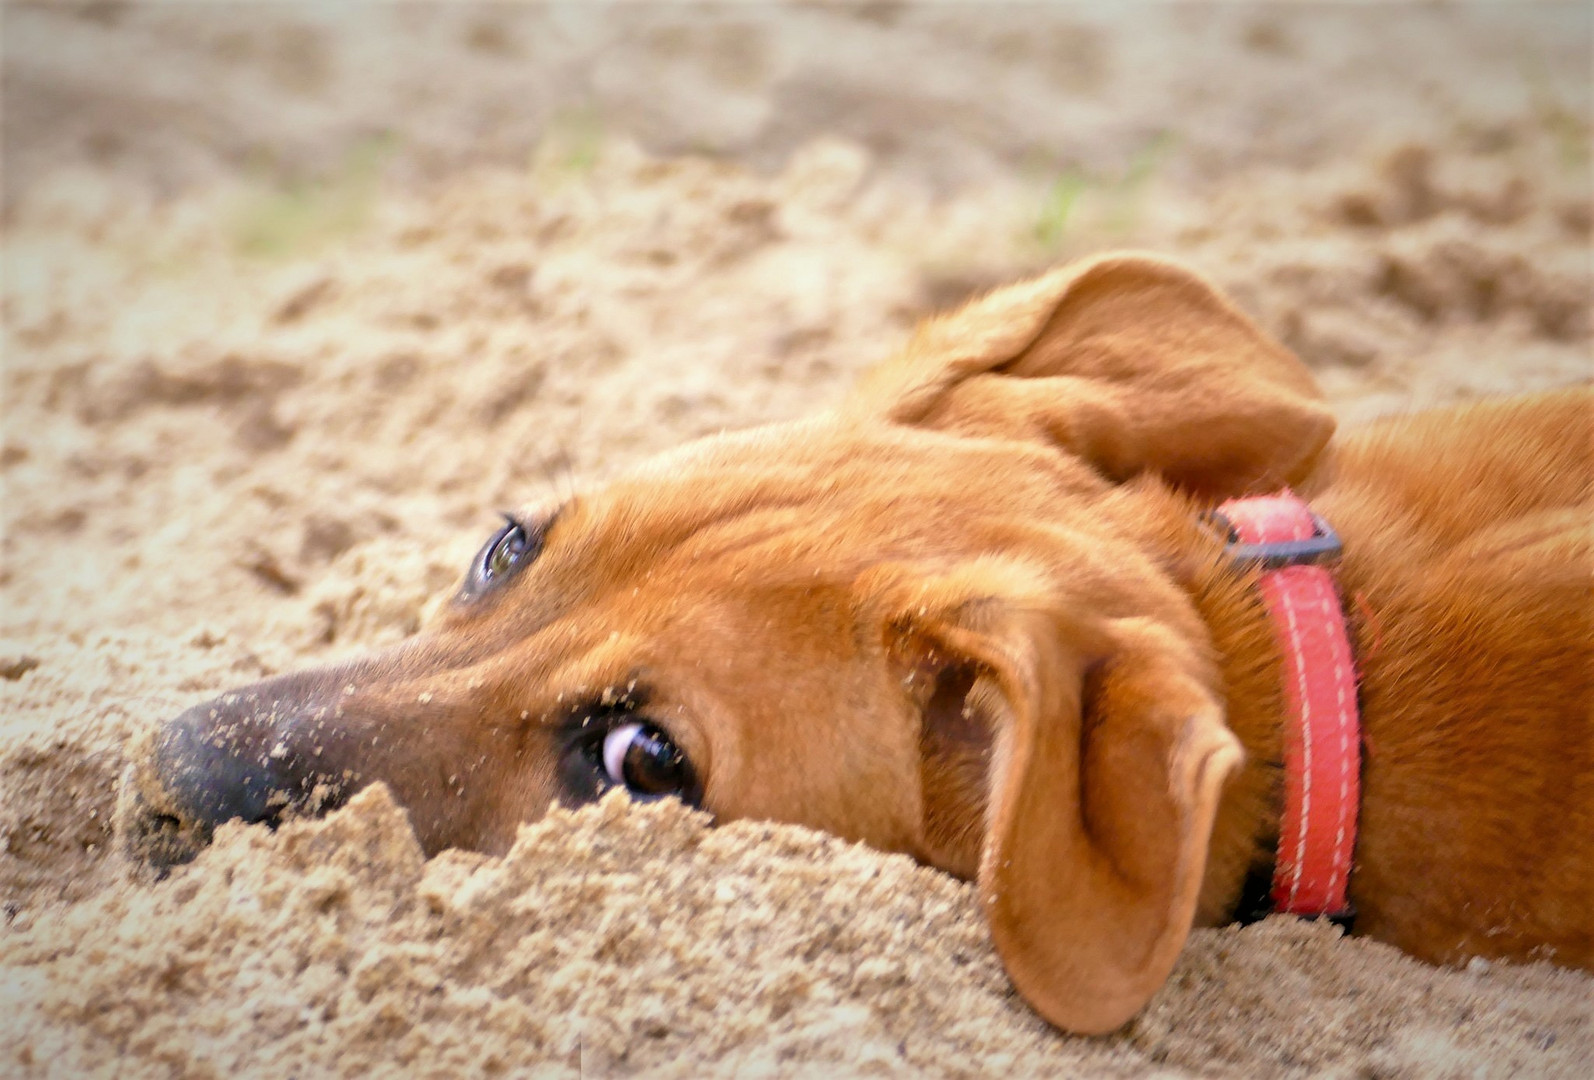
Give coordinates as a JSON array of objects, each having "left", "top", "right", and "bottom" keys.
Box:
[
  {"left": 876, "top": 559, "right": 1242, "bottom": 1034},
  {"left": 847, "top": 252, "right": 1334, "bottom": 497}
]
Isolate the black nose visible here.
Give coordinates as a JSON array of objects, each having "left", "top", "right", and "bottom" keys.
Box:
[
  {"left": 152, "top": 701, "right": 298, "bottom": 832},
  {"left": 125, "top": 675, "right": 358, "bottom": 870}
]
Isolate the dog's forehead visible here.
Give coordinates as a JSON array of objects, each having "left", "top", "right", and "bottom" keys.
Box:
[
  {"left": 620, "top": 415, "right": 840, "bottom": 479},
  {"left": 585, "top": 415, "right": 1092, "bottom": 525},
  {"left": 499, "top": 420, "right": 1113, "bottom": 626},
  {"left": 455, "top": 417, "right": 1109, "bottom": 671}
]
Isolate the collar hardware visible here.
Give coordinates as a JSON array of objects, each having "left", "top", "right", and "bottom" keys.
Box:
[{"left": 1207, "top": 508, "right": 1343, "bottom": 569}]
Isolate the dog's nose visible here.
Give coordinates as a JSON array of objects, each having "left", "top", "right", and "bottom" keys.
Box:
[
  {"left": 150, "top": 701, "right": 298, "bottom": 831},
  {"left": 121, "top": 678, "right": 356, "bottom": 868}
]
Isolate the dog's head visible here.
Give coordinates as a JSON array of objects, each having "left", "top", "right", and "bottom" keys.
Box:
[{"left": 126, "top": 253, "right": 1332, "bottom": 1032}]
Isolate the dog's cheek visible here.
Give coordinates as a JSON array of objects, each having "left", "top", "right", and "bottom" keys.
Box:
[{"left": 916, "top": 661, "right": 992, "bottom": 879}]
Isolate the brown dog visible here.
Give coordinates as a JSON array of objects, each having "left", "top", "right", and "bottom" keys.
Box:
[{"left": 125, "top": 252, "right": 1592, "bottom": 1034}]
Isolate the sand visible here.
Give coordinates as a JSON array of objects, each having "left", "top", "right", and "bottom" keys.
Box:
[
  {"left": 2, "top": 4, "right": 1590, "bottom": 1077},
  {"left": 7, "top": 784, "right": 1593, "bottom": 1078}
]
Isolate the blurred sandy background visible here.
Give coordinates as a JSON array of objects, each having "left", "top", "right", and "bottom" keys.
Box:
[{"left": 2, "top": 3, "right": 1590, "bottom": 1076}]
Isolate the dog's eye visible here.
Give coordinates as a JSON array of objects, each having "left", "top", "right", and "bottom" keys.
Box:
[
  {"left": 600, "top": 721, "right": 696, "bottom": 800},
  {"left": 473, "top": 515, "right": 542, "bottom": 589},
  {"left": 486, "top": 524, "right": 529, "bottom": 579}
]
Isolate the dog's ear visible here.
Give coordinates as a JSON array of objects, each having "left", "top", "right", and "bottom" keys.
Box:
[
  {"left": 847, "top": 252, "right": 1334, "bottom": 497},
  {"left": 871, "top": 558, "right": 1242, "bottom": 1034}
]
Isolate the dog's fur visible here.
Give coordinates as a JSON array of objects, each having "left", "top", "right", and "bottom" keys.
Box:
[{"left": 132, "top": 253, "right": 1592, "bottom": 1033}]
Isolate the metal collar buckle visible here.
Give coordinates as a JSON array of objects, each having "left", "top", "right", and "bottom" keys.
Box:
[{"left": 1207, "top": 509, "right": 1343, "bottom": 569}]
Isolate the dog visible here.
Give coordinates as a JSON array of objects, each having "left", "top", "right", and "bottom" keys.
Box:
[{"left": 123, "top": 252, "right": 1592, "bottom": 1034}]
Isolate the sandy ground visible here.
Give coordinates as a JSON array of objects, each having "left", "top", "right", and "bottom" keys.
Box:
[{"left": 2, "top": 3, "right": 1591, "bottom": 1077}]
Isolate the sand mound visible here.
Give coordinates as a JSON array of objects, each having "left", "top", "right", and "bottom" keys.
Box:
[
  {"left": 7, "top": 786, "right": 1587, "bottom": 1078},
  {"left": 4, "top": 5, "right": 1590, "bottom": 1077}
]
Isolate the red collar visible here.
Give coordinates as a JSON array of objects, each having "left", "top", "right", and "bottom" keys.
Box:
[{"left": 1214, "top": 492, "right": 1360, "bottom": 919}]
